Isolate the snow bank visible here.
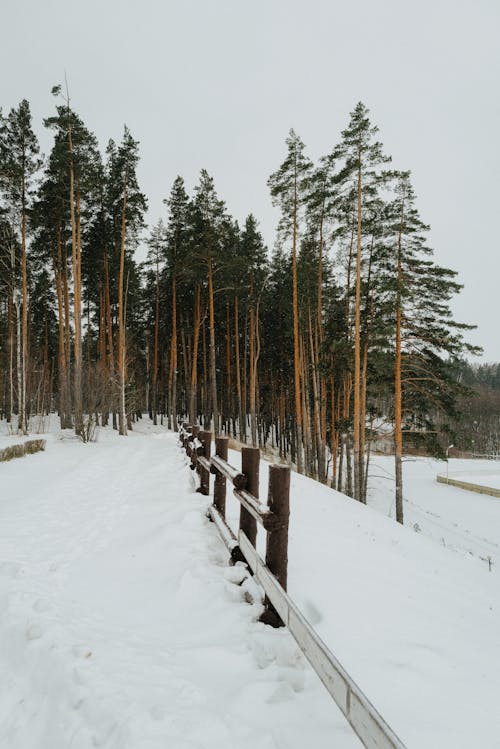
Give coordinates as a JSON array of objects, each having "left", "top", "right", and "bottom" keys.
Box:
[
  {"left": 1, "top": 420, "right": 499, "bottom": 747},
  {"left": 0, "top": 420, "right": 360, "bottom": 749}
]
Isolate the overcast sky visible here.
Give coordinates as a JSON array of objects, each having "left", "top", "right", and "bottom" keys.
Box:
[{"left": 2, "top": 0, "right": 499, "bottom": 360}]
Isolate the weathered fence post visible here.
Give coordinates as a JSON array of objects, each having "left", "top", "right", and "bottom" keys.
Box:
[
  {"left": 260, "top": 463, "right": 291, "bottom": 627},
  {"left": 198, "top": 430, "right": 212, "bottom": 495},
  {"left": 189, "top": 425, "right": 200, "bottom": 470},
  {"left": 183, "top": 424, "right": 191, "bottom": 453},
  {"left": 240, "top": 446, "right": 259, "bottom": 547},
  {"left": 214, "top": 437, "right": 229, "bottom": 516}
]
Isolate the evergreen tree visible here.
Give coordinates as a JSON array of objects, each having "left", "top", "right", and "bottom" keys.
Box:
[
  {"left": 45, "top": 88, "right": 101, "bottom": 438},
  {"left": 106, "top": 128, "right": 147, "bottom": 435},
  {"left": 0, "top": 100, "right": 41, "bottom": 433},
  {"left": 334, "top": 102, "right": 391, "bottom": 501},
  {"left": 381, "top": 172, "right": 478, "bottom": 521},
  {"left": 190, "top": 169, "right": 226, "bottom": 435},
  {"left": 165, "top": 176, "right": 189, "bottom": 429},
  {"left": 268, "top": 129, "right": 312, "bottom": 472}
]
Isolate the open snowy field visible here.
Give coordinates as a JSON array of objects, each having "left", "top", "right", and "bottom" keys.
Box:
[
  {"left": 445, "top": 467, "right": 500, "bottom": 490},
  {"left": 367, "top": 455, "right": 500, "bottom": 569},
  {"left": 1, "top": 418, "right": 499, "bottom": 747}
]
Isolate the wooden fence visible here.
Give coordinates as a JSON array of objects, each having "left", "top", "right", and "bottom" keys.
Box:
[
  {"left": 437, "top": 474, "right": 500, "bottom": 498},
  {"left": 179, "top": 423, "right": 407, "bottom": 749}
]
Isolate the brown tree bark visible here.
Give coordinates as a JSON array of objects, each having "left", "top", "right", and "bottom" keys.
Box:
[
  {"left": 234, "top": 296, "right": 243, "bottom": 442},
  {"left": 20, "top": 167, "right": 28, "bottom": 434},
  {"left": 117, "top": 177, "right": 127, "bottom": 435},
  {"left": 292, "top": 173, "right": 303, "bottom": 472},
  {"left": 189, "top": 285, "right": 202, "bottom": 423},
  {"left": 353, "top": 148, "right": 363, "bottom": 500},
  {"left": 170, "top": 258, "right": 178, "bottom": 431},
  {"left": 207, "top": 256, "right": 219, "bottom": 436},
  {"left": 68, "top": 122, "right": 84, "bottom": 438},
  {"left": 394, "top": 198, "right": 405, "bottom": 524}
]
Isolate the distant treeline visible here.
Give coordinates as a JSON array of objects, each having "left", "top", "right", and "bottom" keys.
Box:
[{"left": 446, "top": 362, "right": 500, "bottom": 455}]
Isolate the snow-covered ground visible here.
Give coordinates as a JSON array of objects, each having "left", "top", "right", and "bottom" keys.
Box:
[
  {"left": 444, "top": 466, "right": 500, "bottom": 490},
  {"left": 368, "top": 455, "right": 500, "bottom": 569},
  {"left": 1, "top": 418, "right": 499, "bottom": 747}
]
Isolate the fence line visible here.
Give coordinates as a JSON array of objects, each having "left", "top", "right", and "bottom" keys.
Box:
[
  {"left": 437, "top": 474, "right": 500, "bottom": 498},
  {"left": 179, "top": 423, "right": 407, "bottom": 749}
]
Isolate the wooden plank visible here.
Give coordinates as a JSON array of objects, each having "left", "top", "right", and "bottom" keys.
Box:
[
  {"left": 240, "top": 534, "right": 290, "bottom": 624},
  {"left": 210, "top": 455, "right": 247, "bottom": 489},
  {"left": 437, "top": 474, "right": 500, "bottom": 498},
  {"left": 233, "top": 488, "right": 268, "bottom": 527},
  {"left": 197, "top": 456, "right": 211, "bottom": 472},
  {"left": 349, "top": 691, "right": 405, "bottom": 749},
  {"left": 207, "top": 505, "right": 239, "bottom": 552},
  {"left": 238, "top": 531, "right": 407, "bottom": 749}
]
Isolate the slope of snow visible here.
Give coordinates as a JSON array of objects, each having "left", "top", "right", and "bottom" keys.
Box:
[
  {"left": 1, "top": 419, "right": 499, "bottom": 747},
  {"left": 0, "top": 420, "right": 358, "bottom": 749},
  {"left": 225, "top": 449, "right": 500, "bottom": 747}
]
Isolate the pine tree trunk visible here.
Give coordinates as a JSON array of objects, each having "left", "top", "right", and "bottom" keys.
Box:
[
  {"left": 53, "top": 235, "right": 70, "bottom": 428},
  {"left": 394, "top": 203, "right": 405, "bottom": 524},
  {"left": 68, "top": 121, "right": 83, "bottom": 438},
  {"left": 171, "top": 274, "right": 178, "bottom": 431},
  {"left": 353, "top": 149, "right": 362, "bottom": 500},
  {"left": 346, "top": 432, "right": 353, "bottom": 497},
  {"left": 7, "top": 293, "right": 14, "bottom": 423},
  {"left": 207, "top": 257, "right": 218, "bottom": 436},
  {"left": 189, "top": 286, "right": 201, "bottom": 424},
  {"left": 249, "top": 294, "right": 257, "bottom": 446},
  {"left": 331, "top": 375, "right": 337, "bottom": 488},
  {"left": 20, "top": 172, "right": 28, "bottom": 434},
  {"left": 337, "top": 434, "right": 345, "bottom": 493},
  {"left": 225, "top": 299, "right": 232, "bottom": 434},
  {"left": 234, "top": 296, "right": 243, "bottom": 442},
  {"left": 14, "top": 294, "right": 22, "bottom": 427},
  {"left": 308, "top": 308, "right": 324, "bottom": 482},
  {"left": 292, "top": 175, "right": 303, "bottom": 473},
  {"left": 359, "top": 339, "right": 368, "bottom": 502},
  {"left": 103, "top": 251, "right": 114, "bottom": 424},
  {"left": 117, "top": 179, "right": 127, "bottom": 436},
  {"left": 242, "top": 310, "right": 248, "bottom": 443},
  {"left": 152, "top": 266, "right": 159, "bottom": 426},
  {"left": 317, "top": 201, "right": 327, "bottom": 482}
]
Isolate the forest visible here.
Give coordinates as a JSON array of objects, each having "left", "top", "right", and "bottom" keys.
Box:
[{"left": 0, "top": 91, "right": 488, "bottom": 522}]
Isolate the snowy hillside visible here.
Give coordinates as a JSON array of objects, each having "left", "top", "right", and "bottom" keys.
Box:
[{"left": 1, "top": 419, "right": 499, "bottom": 748}]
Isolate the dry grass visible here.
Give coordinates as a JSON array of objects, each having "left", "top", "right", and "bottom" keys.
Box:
[{"left": 0, "top": 439, "right": 46, "bottom": 463}]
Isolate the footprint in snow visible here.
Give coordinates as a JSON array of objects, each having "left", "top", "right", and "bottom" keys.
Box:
[
  {"left": 25, "top": 621, "right": 44, "bottom": 641},
  {"left": 150, "top": 704, "right": 167, "bottom": 721},
  {"left": 33, "top": 598, "right": 50, "bottom": 613},
  {"left": 0, "top": 561, "right": 21, "bottom": 578},
  {"left": 267, "top": 681, "right": 295, "bottom": 703},
  {"left": 72, "top": 643, "right": 93, "bottom": 659}
]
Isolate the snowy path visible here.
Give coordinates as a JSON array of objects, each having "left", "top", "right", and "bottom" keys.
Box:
[
  {"left": 0, "top": 422, "right": 356, "bottom": 749},
  {"left": 2, "top": 422, "right": 500, "bottom": 748}
]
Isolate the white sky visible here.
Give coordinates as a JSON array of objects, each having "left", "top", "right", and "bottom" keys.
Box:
[{"left": 2, "top": 0, "right": 499, "bottom": 360}]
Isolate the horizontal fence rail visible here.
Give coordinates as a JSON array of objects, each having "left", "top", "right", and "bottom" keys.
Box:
[
  {"left": 179, "top": 423, "right": 407, "bottom": 749},
  {"left": 437, "top": 474, "right": 500, "bottom": 498}
]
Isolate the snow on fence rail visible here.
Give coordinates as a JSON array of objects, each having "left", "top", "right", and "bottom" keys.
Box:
[
  {"left": 0, "top": 438, "right": 46, "bottom": 463},
  {"left": 436, "top": 474, "right": 500, "bottom": 498},
  {"left": 179, "top": 423, "right": 407, "bottom": 749}
]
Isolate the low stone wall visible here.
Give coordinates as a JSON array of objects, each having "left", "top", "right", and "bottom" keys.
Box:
[{"left": 436, "top": 474, "right": 500, "bottom": 498}]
